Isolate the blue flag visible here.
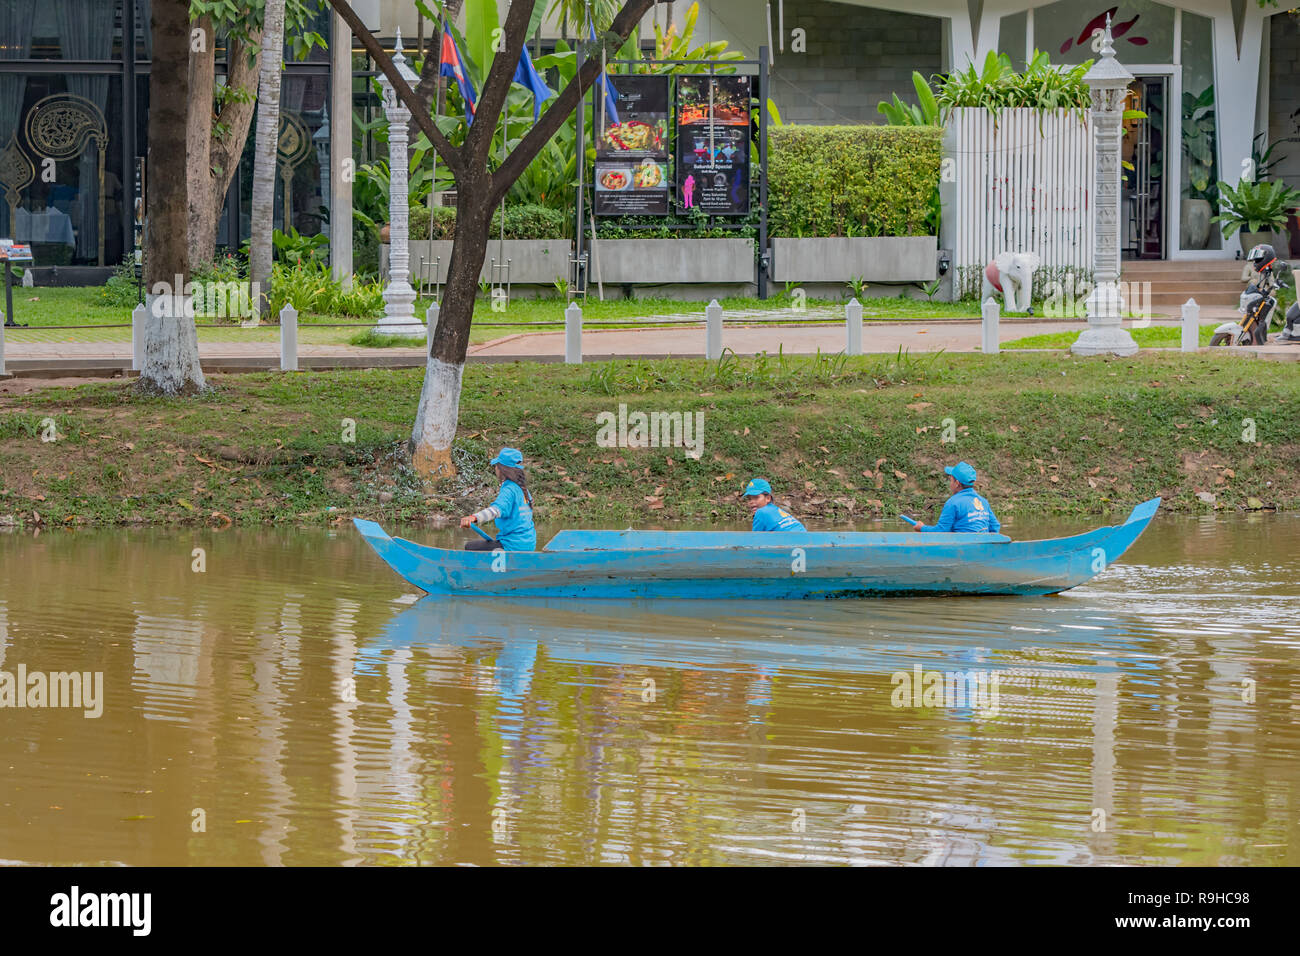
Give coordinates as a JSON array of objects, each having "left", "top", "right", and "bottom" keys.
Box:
[
  {"left": 587, "top": 22, "right": 620, "bottom": 126},
  {"left": 512, "top": 44, "right": 555, "bottom": 122}
]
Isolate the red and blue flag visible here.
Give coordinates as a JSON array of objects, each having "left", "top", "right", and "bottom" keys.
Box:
[{"left": 439, "top": 32, "right": 478, "bottom": 125}]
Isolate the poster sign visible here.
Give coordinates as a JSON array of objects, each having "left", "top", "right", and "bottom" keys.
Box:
[
  {"left": 133, "top": 157, "right": 146, "bottom": 275},
  {"left": 0, "top": 241, "right": 33, "bottom": 262},
  {"left": 596, "top": 75, "right": 671, "bottom": 216},
  {"left": 675, "top": 75, "right": 751, "bottom": 215}
]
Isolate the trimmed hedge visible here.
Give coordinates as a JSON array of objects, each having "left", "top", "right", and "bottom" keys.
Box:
[
  {"left": 768, "top": 125, "right": 942, "bottom": 238},
  {"left": 408, "top": 203, "right": 569, "bottom": 240}
]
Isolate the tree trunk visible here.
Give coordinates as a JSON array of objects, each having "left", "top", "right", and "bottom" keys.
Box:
[
  {"left": 187, "top": 16, "right": 217, "bottom": 267},
  {"left": 410, "top": 186, "right": 492, "bottom": 479},
  {"left": 249, "top": 0, "right": 287, "bottom": 319},
  {"left": 138, "top": 0, "right": 205, "bottom": 397}
]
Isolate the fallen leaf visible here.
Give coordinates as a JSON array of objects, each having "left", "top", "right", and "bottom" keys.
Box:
[
  {"left": 1049, "top": 475, "right": 1060, "bottom": 483},
  {"left": 893, "top": 470, "right": 907, "bottom": 480},
  {"left": 1009, "top": 425, "right": 1020, "bottom": 432}
]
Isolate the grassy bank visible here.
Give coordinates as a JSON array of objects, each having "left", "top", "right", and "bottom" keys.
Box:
[{"left": 1, "top": 351, "right": 1296, "bottom": 529}]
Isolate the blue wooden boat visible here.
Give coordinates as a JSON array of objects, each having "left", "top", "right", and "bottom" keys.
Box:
[{"left": 353, "top": 497, "right": 1160, "bottom": 599}]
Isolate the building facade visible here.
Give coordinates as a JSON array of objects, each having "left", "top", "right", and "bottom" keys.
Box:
[{"left": 0, "top": 1, "right": 1294, "bottom": 274}]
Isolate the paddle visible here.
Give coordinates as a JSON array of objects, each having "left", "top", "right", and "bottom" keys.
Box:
[
  {"left": 469, "top": 522, "right": 494, "bottom": 541},
  {"left": 898, "top": 515, "right": 920, "bottom": 528}
]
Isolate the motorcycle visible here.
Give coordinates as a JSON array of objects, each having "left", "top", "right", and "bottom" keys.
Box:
[{"left": 1210, "top": 243, "right": 1286, "bottom": 347}]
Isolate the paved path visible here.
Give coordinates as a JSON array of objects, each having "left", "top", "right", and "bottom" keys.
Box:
[{"left": 5, "top": 316, "right": 1298, "bottom": 378}]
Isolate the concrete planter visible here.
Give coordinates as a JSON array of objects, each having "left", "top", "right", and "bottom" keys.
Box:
[
  {"left": 382, "top": 239, "right": 571, "bottom": 284},
  {"left": 770, "top": 236, "right": 938, "bottom": 283},
  {"left": 589, "top": 238, "right": 755, "bottom": 284}
]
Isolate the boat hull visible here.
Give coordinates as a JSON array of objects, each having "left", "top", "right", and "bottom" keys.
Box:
[{"left": 353, "top": 498, "right": 1160, "bottom": 599}]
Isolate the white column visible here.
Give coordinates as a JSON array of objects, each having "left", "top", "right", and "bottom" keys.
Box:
[
  {"left": 1212, "top": 7, "right": 1266, "bottom": 196},
  {"left": 1073, "top": 16, "right": 1139, "bottom": 358},
  {"left": 981, "top": 297, "right": 1000, "bottom": 354},
  {"left": 845, "top": 297, "right": 862, "bottom": 355},
  {"left": 565, "top": 302, "right": 582, "bottom": 364},
  {"left": 705, "top": 299, "right": 723, "bottom": 360},
  {"left": 330, "top": 7, "right": 354, "bottom": 289},
  {"left": 375, "top": 30, "right": 423, "bottom": 338},
  {"left": 1181, "top": 298, "right": 1200, "bottom": 352},
  {"left": 280, "top": 304, "right": 299, "bottom": 371},
  {"left": 131, "top": 303, "right": 145, "bottom": 371}
]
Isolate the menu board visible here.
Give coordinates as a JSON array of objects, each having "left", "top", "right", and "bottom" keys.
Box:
[
  {"left": 0, "top": 241, "right": 33, "bottom": 262},
  {"left": 595, "top": 75, "right": 671, "bottom": 216},
  {"left": 675, "top": 75, "right": 751, "bottom": 216}
]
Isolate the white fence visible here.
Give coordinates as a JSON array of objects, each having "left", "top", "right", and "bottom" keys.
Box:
[{"left": 942, "top": 107, "right": 1096, "bottom": 299}]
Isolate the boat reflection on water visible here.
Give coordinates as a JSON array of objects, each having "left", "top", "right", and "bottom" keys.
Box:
[{"left": 363, "top": 592, "right": 1158, "bottom": 708}]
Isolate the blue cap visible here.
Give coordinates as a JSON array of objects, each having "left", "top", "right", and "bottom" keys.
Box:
[
  {"left": 489, "top": 447, "right": 523, "bottom": 468},
  {"left": 742, "top": 478, "right": 773, "bottom": 497},
  {"left": 945, "top": 461, "right": 977, "bottom": 486}
]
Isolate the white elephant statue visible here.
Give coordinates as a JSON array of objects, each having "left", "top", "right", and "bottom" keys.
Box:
[{"left": 981, "top": 251, "right": 1041, "bottom": 314}]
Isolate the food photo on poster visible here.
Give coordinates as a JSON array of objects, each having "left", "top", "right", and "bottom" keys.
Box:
[{"left": 596, "top": 74, "right": 671, "bottom": 216}]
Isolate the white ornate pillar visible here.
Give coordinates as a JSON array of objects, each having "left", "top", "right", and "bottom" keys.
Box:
[
  {"left": 1073, "top": 16, "right": 1139, "bottom": 358},
  {"left": 376, "top": 29, "right": 424, "bottom": 338}
]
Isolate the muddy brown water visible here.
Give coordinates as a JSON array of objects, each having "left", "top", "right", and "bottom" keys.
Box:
[{"left": 1, "top": 513, "right": 1297, "bottom": 866}]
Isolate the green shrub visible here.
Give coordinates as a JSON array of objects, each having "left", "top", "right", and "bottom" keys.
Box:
[
  {"left": 408, "top": 204, "right": 458, "bottom": 241},
  {"left": 404, "top": 203, "right": 567, "bottom": 241},
  {"left": 768, "top": 125, "right": 943, "bottom": 238},
  {"left": 101, "top": 260, "right": 142, "bottom": 308}
]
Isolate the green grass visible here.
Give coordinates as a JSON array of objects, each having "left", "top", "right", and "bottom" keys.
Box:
[
  {"left": 5, "top": 285, "right": 1004, "bottom": 348},
  {"left": 1003, "top": 325, "right": 1222, "bottom": 349},
  {"left": 2, "top": 351, "right": 1297, "bottom": 528}
]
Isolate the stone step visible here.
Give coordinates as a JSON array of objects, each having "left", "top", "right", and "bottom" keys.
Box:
[{"left": 1145, "top": 291, "right": 1242, "bottom": 307}]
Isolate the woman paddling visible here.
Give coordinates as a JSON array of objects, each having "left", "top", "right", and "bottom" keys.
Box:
[{"left": 459, "top": 448, "right": 537, "bottom": 551}]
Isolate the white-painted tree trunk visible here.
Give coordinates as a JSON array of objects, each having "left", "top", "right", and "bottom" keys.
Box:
[
  {"left": 249, "top": 0, "right": 287, "bottom": 320},
  {"left": 138, "top": 293, "right": 206, "bottom": 395},
  {"left": 410, "top": 356, "right": 464, "bottom": 479}
]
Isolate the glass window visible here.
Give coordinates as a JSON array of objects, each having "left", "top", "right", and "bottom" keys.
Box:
[
  {"left": 29, "top": 0, "right": 123, "bottom": 61},
  {"left": 1037, "top": 0, "right": 1175, "bottom": 65},
  {"left": 999, "top": 11, "right": 1027, "bottom": 71},
  {"left": 6, "top": 73, "right": 125, "bottom": 266},
  {"left": 1179, "top": 11, "right": 1219, "bottom": 251}
]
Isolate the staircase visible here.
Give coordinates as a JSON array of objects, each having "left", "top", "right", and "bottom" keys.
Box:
[{"left": 1120, "top": 259, "right": 1246, "bottom": 316}]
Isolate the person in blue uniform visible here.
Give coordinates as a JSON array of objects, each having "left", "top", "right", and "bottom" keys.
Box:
[
  {"left": 460, "top": 447, "right": 537, "bottom": 551},
  {"left": 915, "top": 462, "right": 1000, "bottom": 533},
  {"left": 742, "top": 478, "right": 807, "bottom": 531}
]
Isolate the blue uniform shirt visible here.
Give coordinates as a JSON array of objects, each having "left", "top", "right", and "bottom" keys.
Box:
[
  {"left": 920, "top": 486, "right": 1000, "bottom": 533},
  {"left": 489, "top": 480, "right": 536, "bottom": 551},
  {"left": 752, "top": 502, "right": 806, "bottom": 532}
]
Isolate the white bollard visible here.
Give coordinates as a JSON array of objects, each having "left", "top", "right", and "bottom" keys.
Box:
[
  {"left": 705, "top": 298, "right": 723, "bottom": 360},
  {"left": 564, "top": 301, "right": 582, "bottom": 364},
  {"left": 426, "top": 300, "right": 438, "bottom": 344},
  {"left": 131, "top": 303, "right": 145, "bottom": 371},
  {"left": 981, "top": 297, "right": 1000, "bottom": 354},
  {"left": 280, "top": 303, "right": 298, "bottom": 372},
  {"left": 846, "top": 297, "right": 863, "bottom": 356},
  {"left": 1181, "top": 298, "right": 1200, "bottom": 352}
]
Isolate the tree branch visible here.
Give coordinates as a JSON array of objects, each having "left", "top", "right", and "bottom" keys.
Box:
[
  {"left": 464, "top": 0, "right": 537, "bottom": 163},
  {"left": 489, "top": 0, "right": 659, "bottom": 205},
  {"left": 324, "top": 0, "right": 464, "bottom": 176}
]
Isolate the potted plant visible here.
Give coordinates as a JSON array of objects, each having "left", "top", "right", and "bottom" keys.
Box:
[
  {"left": 1180, "top": 86, "right": 1216, "bottom": 250},
  {"left": 1211, "top": 179, "right": 1300, "bottom": 253}
]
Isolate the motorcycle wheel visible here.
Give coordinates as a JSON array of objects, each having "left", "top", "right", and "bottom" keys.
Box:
[{"left": 1209, "top": 332, "right": 1234, "bottom": 346}]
